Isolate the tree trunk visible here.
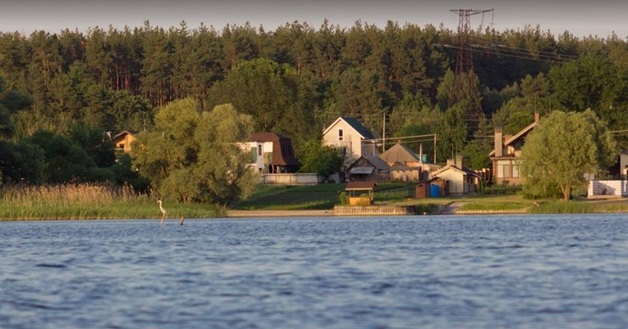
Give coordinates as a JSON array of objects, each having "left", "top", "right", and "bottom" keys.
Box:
[{"left": 562, "top": 183, "right": 571, "bottom": 201}]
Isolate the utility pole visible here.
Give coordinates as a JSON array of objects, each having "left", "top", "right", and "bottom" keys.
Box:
[
  {"left": 433, "top": 134, "right": 437, "bottom": 164},
  {"left": 450, "top": 8, "right": 494, "bottom": 128},
  {"left": 382, "top": 112, "right": 386, "bottom": 153}
]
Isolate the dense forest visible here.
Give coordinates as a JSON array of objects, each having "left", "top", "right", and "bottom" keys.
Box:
[{"left": 0, "top": 20, "right": 627, "bottom": 189}]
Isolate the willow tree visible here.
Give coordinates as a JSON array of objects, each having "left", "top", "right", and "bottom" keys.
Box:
[
  {"left": 132, "top": 99, "right": 257, "bottom": 204},
  {"left": 520, "top": 110, "right": 617, "bottom": 200}
]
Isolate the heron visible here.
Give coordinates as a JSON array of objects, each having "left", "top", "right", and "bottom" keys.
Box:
[{"left": 158, "top": 199, "right": 167, "bottom": 225}]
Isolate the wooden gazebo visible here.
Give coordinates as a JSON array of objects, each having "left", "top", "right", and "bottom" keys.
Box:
[{"left": 345, "top": 181, "right": 376, "bottom": 206}]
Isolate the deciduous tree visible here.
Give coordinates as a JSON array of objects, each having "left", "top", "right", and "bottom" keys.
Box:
[
  {"left": 133, "top": 99, "right": 257, "bottom": 204},
  {"left": 520, "top": 110, "right": 617, "bottom": 200},
  {"left": 298, "top": 140, "right": 343, "bottom": 179}
]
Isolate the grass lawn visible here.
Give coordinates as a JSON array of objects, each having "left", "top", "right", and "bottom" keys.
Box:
[
  {"left": 232, "top": 183, "right": 347, "bottom": 210},
  {"left": 231, "top": 183, "right": 628, "bottom": 214},
  {"left": 231, "top": 182, "right": 417, "bottom": 210}
]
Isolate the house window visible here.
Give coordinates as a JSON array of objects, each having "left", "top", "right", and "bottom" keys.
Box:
[
  {"left": 498, "top": 163, "right": 511, "bottom": 178},
  {"left": 512, "top": 164, "right": 520, "bottom": 178},
  {"left": 258, "top": 145, "right": 262, "bottom": 156},
  {"left": 339, "top": 129, "right": 344, "bottom": 141},
  {"left": 249, "top": 147, "right": 257, "bottom": 162}
]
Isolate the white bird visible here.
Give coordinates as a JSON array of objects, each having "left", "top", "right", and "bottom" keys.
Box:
[{"left": 158, "top": 199, "right": 167, "bottom": 225}]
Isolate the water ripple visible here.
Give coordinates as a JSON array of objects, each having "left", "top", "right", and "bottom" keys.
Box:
[{"left": 1, "top": 216, "right": 628, "bottom": 328}]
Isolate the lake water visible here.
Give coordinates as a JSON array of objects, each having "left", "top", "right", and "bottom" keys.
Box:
[{"left": 1, "top": 214, "right": 628, "bottom": 329}]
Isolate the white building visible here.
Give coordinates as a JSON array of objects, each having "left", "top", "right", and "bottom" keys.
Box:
[{"left": 322, "top": 116, "right": 378, "bottom": 163}]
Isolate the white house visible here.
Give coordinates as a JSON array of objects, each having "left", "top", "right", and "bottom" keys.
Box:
[
  {"left": 431, "top": 156, "right": 482, "bottom": 195},
  {"left": 240, "top": 132, "right": 298, "bottom": 174},
  {"left": 322, "top": 116, "right": 378, "bottom": 163}
]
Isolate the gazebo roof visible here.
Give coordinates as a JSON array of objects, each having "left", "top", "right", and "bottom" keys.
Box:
[{"left": 345, "top": 181, "right": 376, "bottom": 191}]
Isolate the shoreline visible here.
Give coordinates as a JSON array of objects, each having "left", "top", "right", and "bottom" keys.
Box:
[{"left": 226, "top": 209, "right": 334, "bottom": 218}]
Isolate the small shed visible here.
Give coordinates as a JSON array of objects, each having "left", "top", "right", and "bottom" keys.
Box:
[
  {"left": 347, "top": 156, "right": 390, "bottom": 182},
  {"left": 345, "top": 181, "right": 376, "bottom": 206}
]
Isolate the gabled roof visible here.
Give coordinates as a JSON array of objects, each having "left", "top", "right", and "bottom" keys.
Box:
[
  {"left": 112, "top": 130, "right": 138, "bottom": 140},
  {"left": 380, "top": 143, "right": 420, "bottom": 163},
  {"left": 248, "top": 132, "right": 287, "bottom": 142},
  {"left": 432, "top": 164, "right": 482, "bottom": 178},
  {"left": 247, "top": 132, "right": 298, "bottom": 166},
  {"left": 363, "top": 155, "right": 390, "bottom": 170},
  {"left": 390, "top": 161, "right": 422, "bottom": 171},
  {"left": 345, "top": 181, "right": 376, "bottom": 191},
  {"left": 322, "top": 116, "right": 375, "bottom": 139},
  {"left": 504, "top": 121, "right": 539, "bottom": 146},
  {"left": 347, "top": 155, "right": 390, "bottom": 173},
  {"left": 489, "top": 120, "right": 539, "bottom": 157}
]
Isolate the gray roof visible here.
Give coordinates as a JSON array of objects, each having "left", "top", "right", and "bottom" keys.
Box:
[
  {"left": 380, "top": 143, "right": 420, "bottom": 163},
  {"left": 341, "top": 116, "right": 375, "bottom": 139},
  {"left": 364, "top": 155, "right": 390, "bottom": 170}
]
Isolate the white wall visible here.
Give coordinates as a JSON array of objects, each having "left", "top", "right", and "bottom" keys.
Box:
[
  {"left": 240, "top": 141, "right": 273, "bottom": 173},
  {"left": 323, "top": 120, "right": 359, "bottom": 160},
  {"left": 435, "top": 169, "right": 466, "bottom": 195},
  {"left": 259, "top": 173, "right": 331, "bottom": 185},
  {"left": 588, "top": 180, "right": 628, "bottom": 197}
]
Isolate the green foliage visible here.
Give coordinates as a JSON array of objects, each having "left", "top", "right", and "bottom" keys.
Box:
[
  {"left": 492, "top": 73, "right": 552, "bottom": 135},
  {"left": 338, "top": 191, "right": 349, "bottom": 205},
  {"left": 231, "top": 183, "right": 346, "bottom": 210},
  {"left": 462, "top": 115, "right": 492, "bottom": 169},
  {"left": 111, "top": 153, "right": 150, "bottom": 193},
  {"left": 528, "top": 201, "right": 594, "bottom": 214},
  {"left": 549, "top": 55, "right": 619, "bottom": 112},
  {"left": 133, "top": 100, "right": 257, "bottom": 204},
  {"left": 298, "top": 140, "right": 343, "bottom": 177},
  {"left": 520, "top": 110, "right": 617, "bottom": 200},
  {"left": 27, "top": 130, "right": 114, "bottom": 184},
  {"left": 68, "top": 125, "right": 116, "bottom": 167},
  {"left": 329, "top": 67, "right": 390, "bottom": 131},
  {"left": 356, "top": 194, "right": 372, "bottom": 206},
  {"left": 438, "top": 103, "right": 468, "bottom": 162},
  {"left": 0, "top": 140, "right": 45, "bottom": 185},
  {"left": 459, "top": 202, "right": 529, "bottom": 212},
  {"left": 0, "top": 76, "right": 33, "bottom": 139},
  {"left": 106, "top": 90, "right": 154, "bottom": 133},
  {"left": 1, "top": 24, "right": 628, "bottom": 189},
  {"left": 208, "top": 58, "right": 315, "bottom": 148}
]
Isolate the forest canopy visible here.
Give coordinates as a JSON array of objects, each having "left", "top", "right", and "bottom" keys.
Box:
[{"left": 0, "top": 20, "right": 627, "bottom": 193}]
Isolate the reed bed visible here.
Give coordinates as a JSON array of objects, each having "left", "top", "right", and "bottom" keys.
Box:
[{"left": 0, "top": 184, "right": 224, "bottom": 220}]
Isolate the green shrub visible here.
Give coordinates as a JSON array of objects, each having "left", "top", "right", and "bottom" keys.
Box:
[{"left": 338, "top": 191, "right": 349, "bottom": 205}]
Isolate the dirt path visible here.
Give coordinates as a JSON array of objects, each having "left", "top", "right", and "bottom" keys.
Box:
[{"left": 435, "top": 202, "right": 467, "bottom": 215}]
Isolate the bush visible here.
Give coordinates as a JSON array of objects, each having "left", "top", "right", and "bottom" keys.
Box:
[
  {"left": 357, "top": 194, "right": 371, "bottom": 206},
  {"left": 338, "top": 191, "right": 349, "bottom": 205}
]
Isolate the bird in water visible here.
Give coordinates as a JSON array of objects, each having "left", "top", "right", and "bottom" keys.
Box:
[{"left": 158, "top": 199, "right": 167, "bottom": 225}]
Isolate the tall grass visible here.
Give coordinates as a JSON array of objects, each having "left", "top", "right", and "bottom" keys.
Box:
[
  {"left": 528, "top": 201, "right": 594, "bottom": 214},
  {"left": 0, "top": 184, "right": 224, "bottom": 220}
]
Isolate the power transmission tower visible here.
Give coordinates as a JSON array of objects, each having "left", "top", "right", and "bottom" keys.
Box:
[{"left": 450, "top": 8, "right": 494, "bottom": 127}]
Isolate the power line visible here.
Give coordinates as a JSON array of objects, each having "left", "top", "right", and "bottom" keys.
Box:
[
  {"left": 470, "top": 35, "right": 580, "bottom": 60},
  {"left": 441, "top": 44, "right": 573, "bottom": 64}
]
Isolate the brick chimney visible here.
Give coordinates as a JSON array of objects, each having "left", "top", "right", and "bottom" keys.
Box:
[
  {"left": 455, "top": 154, "right": 463, "bottom": 168},
  {"left": 494, "top": 127, "right": 503, "bottom": 157}
]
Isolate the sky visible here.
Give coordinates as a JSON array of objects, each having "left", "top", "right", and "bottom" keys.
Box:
[{"left": 0, "top": 0, "right": 626, "bottom": 39}]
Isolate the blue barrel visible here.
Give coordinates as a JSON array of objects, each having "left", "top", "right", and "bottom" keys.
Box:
[
  {"left": 421, "top": 154, "right": 428, "bottom": 163},
  {"left": 430, "top": 184, "right": 440, "bottom": 197}
]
